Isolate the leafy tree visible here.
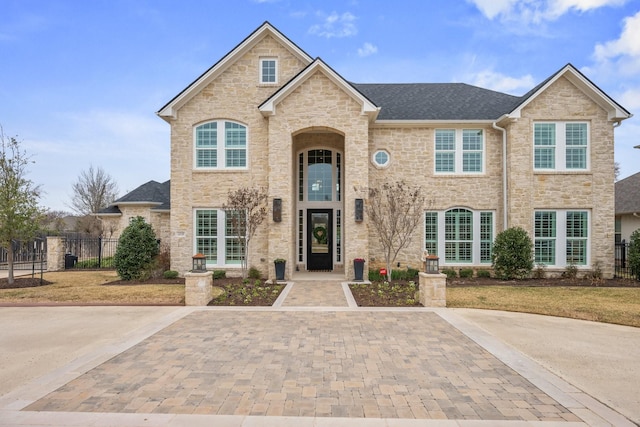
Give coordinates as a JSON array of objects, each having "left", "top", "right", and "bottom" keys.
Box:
[
  {"left": 0, "top": 127, "right": 42, "bottom": 284},
  {"left": 491, "top": 227, "right": 534, "bottom": 279},
  {"left": 367, "top": 181, "right": 425, "bottom": 281},
  {"left": 113, "top": 216, "right": 159, "bottom": 280},
  {"left": 629, "top": 229, "right": 640, "bottom": 280},
  {"left": 222, "top": 187, "right": 268, "bottom": 279},
  {"left": 69, "top": 165, "right": 119, "bottom": 214}
]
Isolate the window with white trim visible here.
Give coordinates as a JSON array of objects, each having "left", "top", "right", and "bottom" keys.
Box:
[
  {"left": 260, "top": 58, "right": 277, "bottom": 84},
  {"left": 435, "top": 129, "right": 484, "bottom": 174},
  {"left": 195, "top": 209, "right": 245, "bottom": 266},
  {"left": 425, "top": 209, "right": 493, "bottom": 264},
  {"left": 372, "top": 150, "right": 390, "bottom": 167},
  {"left": 534, "top": 122, "right": 588, "bottom": 171},
  {"left": 534, "top": 210, "right": 589, "bottom": 266},
  {"left": 194, "top": 121, "right": 247, "bottom": 169}
]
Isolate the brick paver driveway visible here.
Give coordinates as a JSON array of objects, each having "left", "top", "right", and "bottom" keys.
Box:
[{"left": 26, "top": 310, "right": 579, "bottom": 422}]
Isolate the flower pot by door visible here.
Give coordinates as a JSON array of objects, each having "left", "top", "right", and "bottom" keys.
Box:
[
  {"left": 354, "top": 260, "right": 365, "bottom": 281},
  {"left": 275, "top": 262, "right": 286, "bottom": 281}
]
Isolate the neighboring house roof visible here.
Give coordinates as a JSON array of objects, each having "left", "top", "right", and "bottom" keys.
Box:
[
  {"left": 97, "top": 180, "right": 171, "bottom": 215},
  {"left": 615, "top": 172, "right": 640, "bottom": 215}
]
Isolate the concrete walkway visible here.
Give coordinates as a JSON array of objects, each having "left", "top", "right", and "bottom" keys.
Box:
[{"left": 0, "top": 281, "right": 637, "bottom": 426}]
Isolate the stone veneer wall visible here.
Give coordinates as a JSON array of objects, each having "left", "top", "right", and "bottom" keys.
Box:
[
  {"left": 99, "top": 207, "right": 169, "bottom": 246},
  {"left": 267, "top": 71, "right": 371, "bottom": 280},
  {"left": 366, "top": 125, "right": 504, "bottom": 271},
  {"left": 505, "top": 76, "right": 615, "bottom": 277},
  {"left": 169, "top": 34, "right": 309, "bottom": 275}
]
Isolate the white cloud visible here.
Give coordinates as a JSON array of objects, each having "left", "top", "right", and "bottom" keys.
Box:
[
  {"left": 468, "top": 0, "right": 627, "bottom": 23},
  {"left": 617, "top": 87, "right": 640, "bottom": 111},
  {"left": 309, "top": 12, "right": 357, "bottom": 38},
  {"left": 357, "top": 42, "right": 378, "bottom": 57},
  {"left": 594, "top": 10, "right": 640, "bottom": 61},
  {"left": 468, "top": 70, "right": 536, "bottom": 95}
]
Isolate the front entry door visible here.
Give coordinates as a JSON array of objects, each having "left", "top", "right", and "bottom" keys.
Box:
[{"left": 307, "top": 209, "right": 333, "bottom": 271}]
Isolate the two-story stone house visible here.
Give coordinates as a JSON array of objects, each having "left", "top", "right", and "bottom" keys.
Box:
[{"left": 157, "top": 22, "right": 631, "bottom": 279}]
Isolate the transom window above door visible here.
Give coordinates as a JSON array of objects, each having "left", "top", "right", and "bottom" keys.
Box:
[
  {"left": 194, "top": 121, "right": 247, "bottom": 170},
  {"left": 298, "top": 149, "right": 342, "bottom": 203}
]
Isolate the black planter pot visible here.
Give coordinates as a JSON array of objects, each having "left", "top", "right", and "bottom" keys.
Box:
[
  {"left": 353, "top": 260, "right": 365, "bottom": 281},
  {"left": 274, "top": 262, "right": 286, "bottom": 281}
]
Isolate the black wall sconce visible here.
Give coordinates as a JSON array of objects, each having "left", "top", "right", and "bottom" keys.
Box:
[
  {"left": 355, "top": 198, "right": 363, "bottom": 222},
  {"left": 273, "top": 198, "right": 282, "bottom": 222}
]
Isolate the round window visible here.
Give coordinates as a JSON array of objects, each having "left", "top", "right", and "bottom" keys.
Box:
[{"left": 373, "top": 150, "right": 390, "bottom": 167}]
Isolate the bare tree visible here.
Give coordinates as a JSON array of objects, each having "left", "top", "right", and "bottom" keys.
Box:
[
  {"left": 69, "top": 165, "right": 119, "bottom": 215},
  {"left": 0, "top": 127, "right": 42, "bottom": 284},
  {"left": 614, "top": 161, "right": 620, "bottom": 181},
  {"left": 367, "top": 181, "right": 425, "bottom": 281},
  {"left": 223, "top": 187, "right": 268, "bottom": 279}
]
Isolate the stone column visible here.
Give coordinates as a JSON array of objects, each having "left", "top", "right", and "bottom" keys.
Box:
[
  {"left": 46, "top": 236, "right": 66, "bottom": 272},
  {"left": 184, "top": 271, "right": 213, "bottom": 306},
  {"left": 418, "top": 272, "right": 447, "bottom": 307}
]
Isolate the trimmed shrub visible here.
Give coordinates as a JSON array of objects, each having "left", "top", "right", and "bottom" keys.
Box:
[
  {"left": 477, "top": 269, "right": 491, "bottom": 278},
  {"left": 114, "top": 216, "right": 159, "bottom": 281},
  {"left": 163, "top": 270, "right": 179, "bottom": 279},
  {"left": 248, "top": 266, "right": 262, "bottom": 279},
  {"left": 629, "top": 229, "right": 640, "bottom": 280},
  {"left": 213, "top": 270, "right": 226, "bottom": 280},
  {"left": 459, "top": 268, "right": 474, "bottom": 278},
  {"left": 491, "top": 227, "right": 533, "bottom": 279},
  {"left": 442, "top": 269, "right": 457, "bottom": 279}
]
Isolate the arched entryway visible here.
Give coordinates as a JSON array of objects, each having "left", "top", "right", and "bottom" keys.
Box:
[{"left": 293, "top": 129, "right": 344, "bottom": 272}]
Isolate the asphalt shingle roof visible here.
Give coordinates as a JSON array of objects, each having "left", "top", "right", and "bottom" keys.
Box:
[
  {"left": 98, "top": 180, "right": 170, "bottom": 214},
  {"left": 615, "top": 172, "right": 640, "bottom": 214},
  {"left": 352, "top": 83, "right": 523, "bottom": 121}
]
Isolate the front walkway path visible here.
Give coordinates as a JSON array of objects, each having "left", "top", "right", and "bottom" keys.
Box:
[{"left": 0, "top": 280, "right": 635, "bottom": 426}]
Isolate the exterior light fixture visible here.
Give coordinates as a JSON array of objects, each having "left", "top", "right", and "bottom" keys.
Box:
[
  {"left": 192, "top": 253, "right": 207, "bottom": 272},
  {"left": 425, "top": 254, "right": 440, "bottom": 274}
]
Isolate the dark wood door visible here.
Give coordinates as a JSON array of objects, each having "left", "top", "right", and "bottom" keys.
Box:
[{"left": 307, "top": 209, "right": 333, "bottom": 271}]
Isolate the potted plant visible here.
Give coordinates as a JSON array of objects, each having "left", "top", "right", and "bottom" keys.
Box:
[
  {"left": 274, "top": 258, "right": 286, "bottom": 281},
  {"left": 353, "top": 258, "right": 365, "bottom": 281}
]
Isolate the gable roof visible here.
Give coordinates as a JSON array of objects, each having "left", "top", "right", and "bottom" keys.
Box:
[
  {"left": 508, "top": 63, "right": 631, "bottom": 122},
  {"left": 97, "top": 180, "right": 171, "bottom": 215},
  {"left": 157, "top": 22, "right": 313, "bottom": 120},
  {"left": 259, "top": 58, "right": 379, "bottom": 120},
  {"left": 615, "top": 172, "right": 640, "bottom": 215}
]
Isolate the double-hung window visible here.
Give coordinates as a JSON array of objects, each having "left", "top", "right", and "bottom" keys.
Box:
[
  {"left": 195, "top": 209, "right": 245, "bottom": 266},
  {"left": 425, "top": 209, "right": 493, "bottom": 264},
  {"left": 435, "top": 129, "right": 484, "bottom": 174},
  {"left": 534, "top": 122, "right": 588, "bottom": 171},
  {"left": 195, "top": 121, "right": 247, "bottom": 169},
  {"left": 534, "top": 210, "right": 589, "bottom": 266}
]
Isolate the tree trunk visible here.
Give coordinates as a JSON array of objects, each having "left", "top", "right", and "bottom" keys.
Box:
[{"left": 7, "top": 243, "right": 14, "bottom": 285}]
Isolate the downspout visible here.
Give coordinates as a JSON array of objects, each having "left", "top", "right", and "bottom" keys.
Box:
[{"left": 492, "top": 121, "right": 508, "bottom": 230}]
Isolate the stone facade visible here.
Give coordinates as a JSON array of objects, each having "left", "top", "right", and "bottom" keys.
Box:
[{"left": 158, "top": 23, "right": 629, "bottom": 280}]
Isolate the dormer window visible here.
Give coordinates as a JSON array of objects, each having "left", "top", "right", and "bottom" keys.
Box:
[{"left": 260, "top": 58, "right": 277, "bottom": 84}]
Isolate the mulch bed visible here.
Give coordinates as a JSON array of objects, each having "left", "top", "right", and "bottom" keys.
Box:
[
  {"left": 103, "top": 277, "right": 185, "bottom": 286},
  {"left": 448, "top": 277, "right": 640, "bottom": 287},
  {"left": 0, "top": 276, "right": 53, "bottom": 289}
]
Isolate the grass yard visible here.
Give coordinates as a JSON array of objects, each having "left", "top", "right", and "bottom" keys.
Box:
[
  {"left": 0, "top": 271, "right": 185, "bottom": 305},
  {"left": 448, "top": 286, "right": 640, "bottom": 328}
]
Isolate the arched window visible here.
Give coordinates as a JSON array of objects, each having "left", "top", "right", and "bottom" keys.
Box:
[{"left": 194, "top": 121, "right": 247, "bottom": 169}]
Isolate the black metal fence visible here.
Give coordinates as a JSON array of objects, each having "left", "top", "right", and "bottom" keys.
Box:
[
  {"left": 63, "top": 235, "right": 118, "bottom": 269},
  {"left": 615, "top": 241, "right": 638, "bottom": 279},
  {"left": 0, "top": 238, "right": 47, "bottom": 271}
]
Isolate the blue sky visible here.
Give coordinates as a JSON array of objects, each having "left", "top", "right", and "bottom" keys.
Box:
[{"left": 1, "top": 0, "right": 639, "bottom": 212}]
